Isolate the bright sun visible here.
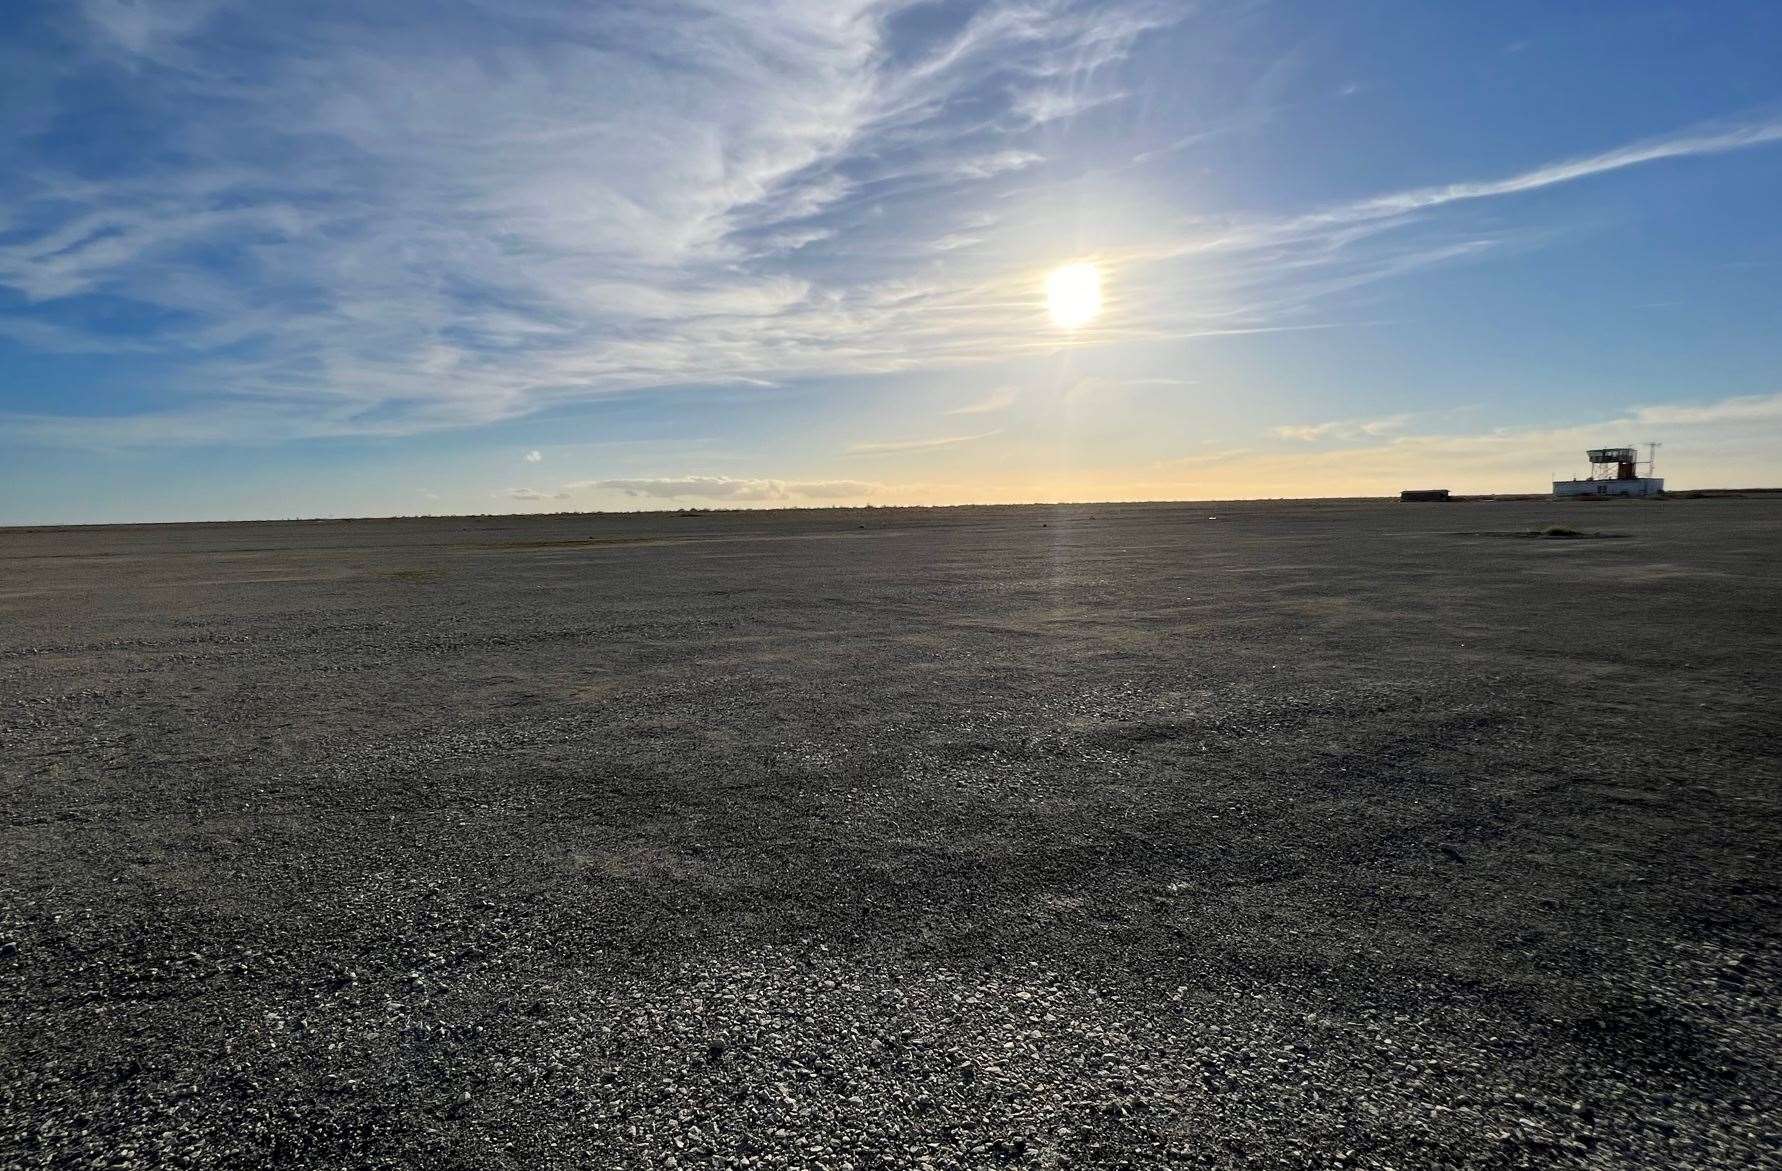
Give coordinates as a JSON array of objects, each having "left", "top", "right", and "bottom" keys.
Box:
[{"left": 1045, "top": 262, "right": 1102, "bottom": 329}]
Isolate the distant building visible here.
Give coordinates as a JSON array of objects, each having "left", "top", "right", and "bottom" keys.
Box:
[
  {"left": 1553, "top": 446, "right": 1663, "bottom": 498},
  {"left": 1399, "top": 489, "right": 1450, "bottom": 501}
]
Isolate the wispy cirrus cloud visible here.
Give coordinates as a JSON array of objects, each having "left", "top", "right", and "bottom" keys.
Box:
[
  {"left": 1629, "top": 391, "right": 1782, "bottom": 425},
  {"left": 845, "top": 431, "right": 999, "bottom": 455},
  {"left": 946, "top": 387, "right": 1020, "bottom": 415},
  {"left": 1141, "top": 114, "right": 1782, "bottom": 267},
  {"left": 0, "top": 0, "right": 1180, "bottom": 444},
  {"left": 1335, "top": 119, "right": 1782, "bottom": 222},
  {"left": 1097, "top": 113, "right": 1782, "bottom": 345},
  {"left": 562, "top": 476, "right": 882, "bottom": 502},
  {"left": 1273, "top": 414, "right": 1415, "bottom": 442}
]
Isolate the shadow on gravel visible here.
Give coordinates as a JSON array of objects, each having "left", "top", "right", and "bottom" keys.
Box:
[{"left": 1453, "top": 526, "right": 1628, "bottom": 539}]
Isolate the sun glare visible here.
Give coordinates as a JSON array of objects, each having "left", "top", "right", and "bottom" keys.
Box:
[{"left": 1045, "top": 262, "right": 1102, "bottom": 329}]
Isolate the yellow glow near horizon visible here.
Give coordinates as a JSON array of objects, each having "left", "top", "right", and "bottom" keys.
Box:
[{"left": 1045, "top": 262, "right": 1102, "bottom": 329}]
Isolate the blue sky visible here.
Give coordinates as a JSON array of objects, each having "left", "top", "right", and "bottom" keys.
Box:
[{"left": 3, "top": 1, "right": 1781, "bottom": 522}]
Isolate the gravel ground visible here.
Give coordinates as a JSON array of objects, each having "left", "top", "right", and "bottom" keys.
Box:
[{"left": 1, "top": 498, "right": 1779, "bottom": 1168}]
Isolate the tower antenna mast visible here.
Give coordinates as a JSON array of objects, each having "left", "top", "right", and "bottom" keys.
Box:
[{"left": 1645, "top": 441, "right": 1661, "bottom": 479}]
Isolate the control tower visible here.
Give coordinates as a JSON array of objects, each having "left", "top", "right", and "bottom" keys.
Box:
[{"left": 1553, "top": 445, "right": 1664, "bottom": 498}]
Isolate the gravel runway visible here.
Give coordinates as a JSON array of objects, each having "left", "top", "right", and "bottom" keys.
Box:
[{"left": 2, "top": 498, "right": 1778, "bottom": 1168}]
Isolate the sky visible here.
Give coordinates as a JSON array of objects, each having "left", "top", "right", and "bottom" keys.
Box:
[{"left": 3, "top": 0, "right": 1782, "bottom": 523}]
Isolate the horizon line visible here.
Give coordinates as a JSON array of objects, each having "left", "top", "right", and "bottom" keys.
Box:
[{"left": 8, "top": 489, "right": 1779, "bottom": 531}]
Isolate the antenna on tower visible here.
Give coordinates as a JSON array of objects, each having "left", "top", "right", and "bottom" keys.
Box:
[{"left": 1644, "top": 441, "right": 1661, "bottom": 479}]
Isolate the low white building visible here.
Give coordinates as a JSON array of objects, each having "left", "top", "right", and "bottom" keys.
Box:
[
  {"left": 1554, "top": 476, "right": 1663, "bottom": 498},
  {"left": 1553, "top": 446, "right": 1663, "bottom": 498}
]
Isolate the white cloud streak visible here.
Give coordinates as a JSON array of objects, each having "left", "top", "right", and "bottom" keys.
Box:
[
  {"left": 1273, "top": 414, "right": 1414, "bottom": 442},
  {"left": 946, "top": 387, "right": 1020, "bottom": 415},
  {"left": 1629, "top": 392, "right": 1782, "bottom": 425},
  {"left": 845, "top": 430, "right": 999, "bottom": 455},
  {"left": 1336, "top": 120, "right": 1782, "bottom": 222},
  {"left": 1101, "top": 114, "right": 1782, "bottom": 344},
  {"left": 563, "top": 476, "right": 882, "bottom": 501}
]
